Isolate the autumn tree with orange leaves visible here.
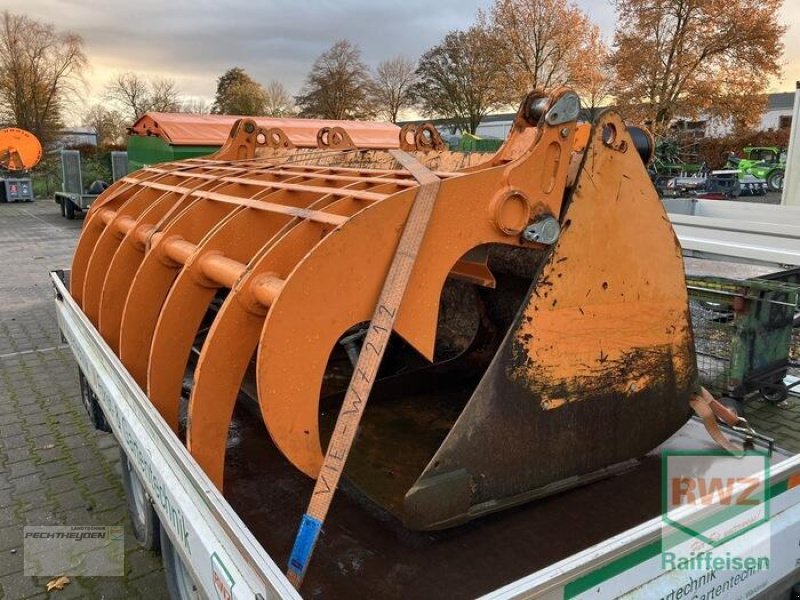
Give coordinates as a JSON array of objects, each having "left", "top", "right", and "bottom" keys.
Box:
[
  {"left": 571, "top": 25, "right": 614, "bottom": 112},
  {"left": 612, "top": 0, "right": 786, "bottom": 133},
  {"left": 482, "top": 0, "right": 600, "bottom": 104}
]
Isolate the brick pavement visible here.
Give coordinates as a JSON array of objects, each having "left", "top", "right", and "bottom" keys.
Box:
[{"left": 0, "top": 201, "right": 167, "bottom": 599}]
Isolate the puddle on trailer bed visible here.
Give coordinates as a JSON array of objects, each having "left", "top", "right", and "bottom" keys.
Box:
[{"left": 221, "top": 397, "right": 790, "bottom": 599}]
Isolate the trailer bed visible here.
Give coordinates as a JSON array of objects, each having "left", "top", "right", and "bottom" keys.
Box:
[
  {"left": 52, "top": 268, "right": 800, "bottom": 599},
  {"left": 224, "top": 404, "right": 788, "bottom": 599}
]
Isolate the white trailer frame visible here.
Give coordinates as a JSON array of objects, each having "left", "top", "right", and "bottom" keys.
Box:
[
  {"left": 53, "top": 269, "right": 800, "bottom": 599},
  {"left": 663, "top": 198, "right": 800, "bottom": 268}
]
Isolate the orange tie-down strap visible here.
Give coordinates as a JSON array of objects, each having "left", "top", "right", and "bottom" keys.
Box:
[
  {"left": 689, "top": 386, "right": 765, "bottom": 454},
  {"left": 285, "top": 149, "right": 442, "bottom": 589}
]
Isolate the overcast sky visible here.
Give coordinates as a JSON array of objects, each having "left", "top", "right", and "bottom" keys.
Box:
[{"left": 7, "top": 0, "right": 800, "bottom": 113}]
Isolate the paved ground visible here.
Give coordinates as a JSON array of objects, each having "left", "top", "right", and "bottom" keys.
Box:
[{"left": 0, "top": 201, "right": 167, "bottom": 599}]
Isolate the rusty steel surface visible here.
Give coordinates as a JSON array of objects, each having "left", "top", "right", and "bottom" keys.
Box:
[
  {"left": 0, "top": 127, "right": 43, "bottom": 171},
  {"left": 129, "top": 111, "right": 402, "bottom": 149},
  {"left": 71, "top": 91, "right": 697, "bottom": 535}
]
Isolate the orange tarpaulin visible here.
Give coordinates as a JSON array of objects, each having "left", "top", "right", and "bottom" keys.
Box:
[{"left": 129, "top": 112, "right": 401, "bottom": 149}]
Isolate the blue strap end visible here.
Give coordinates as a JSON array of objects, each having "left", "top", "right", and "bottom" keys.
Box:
[{"left": 287, "top": 514, "right": 323, "bottom": 578}]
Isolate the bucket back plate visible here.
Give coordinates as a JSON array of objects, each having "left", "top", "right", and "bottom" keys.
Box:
[{"left": 403, "top": 113, "right": 697, "bottom": 530}]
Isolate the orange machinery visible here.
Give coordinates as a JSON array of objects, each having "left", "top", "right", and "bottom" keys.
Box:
[
  {"left": 0, "top": 127, "right": 42, "bottom": 202},
  {"left": 68, "top": 88, "right": 698, "bottom": 532}
]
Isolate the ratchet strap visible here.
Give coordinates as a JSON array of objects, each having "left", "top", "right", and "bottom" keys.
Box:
[
  {"left": 690, "top": 386, "right": 749, "bottom": 453},
  {"left": 285, "top": 150, "right": 442, "bottom": 589}
]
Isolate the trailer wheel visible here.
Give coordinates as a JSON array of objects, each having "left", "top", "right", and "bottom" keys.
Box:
[
  {"left": 760, "top": 382, "right": 788, "bottom": 404},
  {"left": 120, "top": 448, "right": 160, "bottom": 551},
  {"left": 65, "top": 198, "right": 76, "bottom": 220},
  {"left": 78, "top": 370, "right": 110, "bottom": 432},
  {"left": 161, "top": 527, "right": 199, "bottom": 600}
]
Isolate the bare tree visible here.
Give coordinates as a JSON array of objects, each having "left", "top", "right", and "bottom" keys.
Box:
[
  {"left": 149, "top": 78, "right": 181, "bottom": 112},
  {"left": 0, "top": 11, "right": 87, "bottom": 145},
  {"left": 372, "top": 56, "right": 417, "bottom": 123},
  {"left": 295, "top": 40, "right": 376, "bottom": 119},
  {"left": 105, "top": 73, "right": 149, "bottom": 120},
  {"left": 612, "top": 0, "right": 786, "bottom": 133},
  {"left": 483, "top": 0, "right": 595, "bottom": 100},
  {"left": 177, "top": 97, "right": 213, "bottom": 114},
  {"left": 106, "top": 72, "right": 181, "bottom": 120},
  {"left": 264, "top": 81, "right": 294, "bottom": 116},
  {"left": 82, "top": 104, "right": 127, "bottom": 147},
  {"left": 413, "top": 28, "right": 505, "bottom": 134}
]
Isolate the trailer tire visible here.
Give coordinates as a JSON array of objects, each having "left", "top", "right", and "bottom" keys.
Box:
[
  {"left": 120, "top": 448, "right": 160, "bottom": 551},
  {"left": 78, "top": 370, "right": 110, "bottom": 432},
  {"left": 65, "top": 198, "right": 76, "bottom": 220},
  {"left": 760, "top": 382, "right": 788, "bottom": 404},
  {"left": 161, "top": 527, "right": 199, "bottom": 600}
]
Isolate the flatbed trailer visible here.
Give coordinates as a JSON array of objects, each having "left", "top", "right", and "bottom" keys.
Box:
[
  {"left": 54, "top": 150, "right": 128, "bottom": 219},
  {"left": 52, "top": 268, "right": 800, "bottom": 599},
  {"left": 54, "top": 190, "right": 100, "bottom": 219}
]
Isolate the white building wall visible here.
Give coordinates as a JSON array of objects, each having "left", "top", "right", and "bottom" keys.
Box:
[
  {"left": 760, "top": 109, "right": 790, "bottom": 131},
  {"left": 474, "top": 121, "right": 513, "bottom": 139}
]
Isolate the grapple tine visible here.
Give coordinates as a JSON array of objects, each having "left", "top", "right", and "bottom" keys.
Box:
[
  {"left": 255, "top": 118, "right": 574, "bottom": 478},
  {"left": 72, "top": 181, "right": 168, "bottom": 309},
  {"left": 146, "top": 186, "right": 356, "bottom": 430},
  {"left": 96, "top": 188, "right": 219, "bottom": 350},
  {"left": 71, "top": 162, "right": 215, "bottom": 306},
  {"left": 83, "top": 167, "right": 240, "bottom": 324},
  {"left": 145, "top": 208, "right": 270, "bottom": 430},
  {"left": 183, "top": 176, "right": 403, "bottom": 486},
  {"left": 117, "top": 198, "right": 242, "bottom": 387},
  {"left": 186, "top": 218, "right": 339, "bottom": 488}
]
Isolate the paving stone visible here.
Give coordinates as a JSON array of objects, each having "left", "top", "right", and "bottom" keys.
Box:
[
  {"left": 0, "top": 546, "right": 24, "bottom": 578},
  {"left": 0, "top": 202, "right": 167, "bottom": 597},
  {"left": 0, "top": 571, "right": 46, "bottom": 599}
]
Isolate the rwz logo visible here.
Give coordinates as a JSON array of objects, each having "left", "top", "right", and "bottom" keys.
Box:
[
  {"left": 660, "top": 450, "right": 771, "bottom": 568},
  {"left": 671, "top": 475, "right": 761, "bottom": 507},
  {"left": 211, "top": 553, "right": 235, "bottom": 600}
]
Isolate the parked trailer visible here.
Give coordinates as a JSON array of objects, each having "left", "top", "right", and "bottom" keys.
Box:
[
  {"left": 53, "top": 268, "right": 800, "bottom": 599},
  {"left": 54, "top": 150, "right": 128, "bottom": 219}
]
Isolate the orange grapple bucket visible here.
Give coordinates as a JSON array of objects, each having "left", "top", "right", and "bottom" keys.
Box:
[{"left": 70, "top": 90, "right": 696, "bottom": 530}]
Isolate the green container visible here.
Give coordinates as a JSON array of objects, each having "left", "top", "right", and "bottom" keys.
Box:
[
  {"left": 688, "top": 271, "right": 800, "bottom": 403},
  {"left": 458, "top": 133, "right": 503, "bottom": 153},
  {"left": 127, "top": 136, "right": 220, "bottom": 172}
]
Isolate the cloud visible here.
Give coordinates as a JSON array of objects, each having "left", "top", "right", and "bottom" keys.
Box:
[
  {"left": 4, "top": 0, "right": 798, "bottom": 111},
  {"left": 5, "top": 0, "right": 487, "bottom": 100}
]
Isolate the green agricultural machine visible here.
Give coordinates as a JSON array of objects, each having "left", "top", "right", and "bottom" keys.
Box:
[{"left": 725, "top": 146, "right": 786, "bottom": 192}]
